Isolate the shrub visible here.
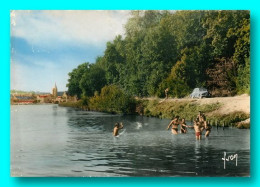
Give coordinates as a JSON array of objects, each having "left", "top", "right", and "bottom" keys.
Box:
[
  {"left": 139, "top": 99, "right": 222, "bottom": 120},
  {"left": 89, "top": 85, "right": 136, "bottom": 114},
  {"left": 208, "top": 111, "right": 249, "bottom": 125}
]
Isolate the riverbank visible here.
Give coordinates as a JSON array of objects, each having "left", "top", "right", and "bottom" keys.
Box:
[
  {"left": 59, "top": 94, "right": 250, "bottom": 129},
  {"left": 11, "top": 103, "right": 54, "bottom": 105},
  {"left": 137, "top": 94, "right": 250, "bottom": 128}
]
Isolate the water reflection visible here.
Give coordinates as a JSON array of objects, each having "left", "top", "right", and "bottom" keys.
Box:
[{"left": 11, "top": 105, "right": 250, "bottom": 176}]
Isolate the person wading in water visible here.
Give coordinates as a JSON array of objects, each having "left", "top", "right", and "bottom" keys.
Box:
[
  {"left": 180, "top": 118, "right": 188, "bottom": 134},
  {"left": 113, "top": 122, "right": 124, "bottom": 136},
  {"left": 167, "top": 116, "right": 180, "bottom": 134},
  {"left": 193, "top": 119, "right": 202, "bottom": 140}
]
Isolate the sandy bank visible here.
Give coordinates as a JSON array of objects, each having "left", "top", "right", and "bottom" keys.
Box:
[{"left": 146, "top": 94, "right": 250, "bottom": 115}]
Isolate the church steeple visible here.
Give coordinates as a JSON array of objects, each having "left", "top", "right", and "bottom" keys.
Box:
[{"left": 52, "top": 82, "right": 58, "bottom": 98}]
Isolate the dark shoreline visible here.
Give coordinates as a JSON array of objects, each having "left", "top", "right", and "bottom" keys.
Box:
[{"left": 59, "top": 98, "right": 250, "bottom": 129}]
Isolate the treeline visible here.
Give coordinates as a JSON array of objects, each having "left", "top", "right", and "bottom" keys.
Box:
[{"left": 67, "top": 10, "right": 250, "bottom": 100}]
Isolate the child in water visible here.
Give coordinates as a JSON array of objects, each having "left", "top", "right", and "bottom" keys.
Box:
[
  {"left": 193, "top": 120, "right": 202, "bottom": 140},
  {"left": 113, "top": 122, "right": 124, "bottom": 136},
  {"left": 180, "top": 118, "right": 188, "bottom": 134}
]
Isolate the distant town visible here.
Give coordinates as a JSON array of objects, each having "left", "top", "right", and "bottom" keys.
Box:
[{"left": 10, "top": 83, "right": 77, "bottom": 105}]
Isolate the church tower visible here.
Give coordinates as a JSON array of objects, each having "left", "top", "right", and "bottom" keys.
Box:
[{"left": 52, "top": 83, "right": 58, "bottom": 98}]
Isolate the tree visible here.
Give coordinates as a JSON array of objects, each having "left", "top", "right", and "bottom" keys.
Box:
[
  {"left": 237, "top": 58, "right": 250, "bottom": 94},
  {"left": 203, "top": 10, "right": 249, "bottom": 59},
  {"left": 79, "top": 64, "right": 107, "bottom": 97},
  {"left": 158, "top": 60, "right": 190, "bottom": 98},
  {"left": 67, "top": 10, "right": 250, "bottom": 99},
  {"left": 66, "top": 63, "right": 89, "bottom": 98},
  {"left": 101, "top": 35, "right": 126, "bottom": 85},
  {"left": 89, "top": 85, "right": 136, "bottom": 114}
]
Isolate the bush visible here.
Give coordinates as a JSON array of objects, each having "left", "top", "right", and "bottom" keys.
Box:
[
  {"left": 139, "top": 99, "right": 222, "bottom": 120},
  {"left": 89, "top": 85, "right": 136, "bottom": 114},
  {"left": 208, "top": 111, "right": 249, "bottom": 125},
  {"left": 81, "top": 96, "right": 89, "bottom": 105}
]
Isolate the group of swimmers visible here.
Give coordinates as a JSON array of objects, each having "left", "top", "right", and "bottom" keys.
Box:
[
  {"left": 167, "top": 111, "right": 212, "bottom": 140},
  {"left": 113, "top": 111, "right": 211, "bottom": 140}
]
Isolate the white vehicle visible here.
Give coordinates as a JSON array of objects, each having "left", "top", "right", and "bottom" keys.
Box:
[{"left": 190, "top": 88, "right": 210, "bottom": 99}]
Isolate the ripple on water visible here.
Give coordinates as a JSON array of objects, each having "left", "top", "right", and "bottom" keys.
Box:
[{"left": 11, "top": 105, "right": 250, "bottom": 176}]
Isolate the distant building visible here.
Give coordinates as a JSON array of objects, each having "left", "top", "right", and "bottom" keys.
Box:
[
  {"left": 52, "top": 83, "right": 58, "bottom": 99},
  {"left": 37, "top": 94, "right": 52, "bottom": 103},
  {"left": 10, "top": 83, "right": 77, "bottom": 105},
  {"left": 51, "top": 83, "right": 71, "bottom": 103},
  {"left": 11, "top": 94, "right": 36, "bottom": 104}
]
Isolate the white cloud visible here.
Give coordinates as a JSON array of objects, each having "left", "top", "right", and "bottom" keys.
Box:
[
  {"left": 11, "top": 10, "right": 131, "bottom": 48},
  {"left": 11, "top": 57, "right": 75, "bottom": 92},
  {"left": 10, "top": 10, "right": 132, "bottom": 92}
]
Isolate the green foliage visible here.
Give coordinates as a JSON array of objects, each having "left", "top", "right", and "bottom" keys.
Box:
[
  {"left": 81, "top": 96, "right": 89, "bottom": 106},
  {"left": 67, "top": 10, "right": 250, "bottom": 100},
  {"left": 139, "top": 99, "right": 222, "bottom": 119},
  {"left": 99, "top": 36, "right": 126, "bottom": 85},
  {"left": 59, "top": 100, "right": 86, "bottom": 109},
  {"left": 89, "top": 85, "right": 136, "bottom": 114},
  {"left": 158, "top": 59, "right": 190, "bottom": 98},
  {"left": 66, "top": 63, "right": 89, "bottom": 98},
  {"left": 137, "top": 99, "right": 249, "bottom": 128},
  {"left": 79, "top": 64, "right": 107, "bottom": 97},
  {"left": 237, "top": 58, "right": 250, "bottom": 94},
  {"left": 208, "top": 111, "right": 249, "bottom": 125}
]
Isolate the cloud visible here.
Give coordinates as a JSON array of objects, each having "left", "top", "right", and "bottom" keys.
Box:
[
  {"left": 11, "top": 55, "right": 77, "bottom": 92},
  {"left": 11, "top": 10, "right": 131, "bottom": 49},
  {"left": 10, "top": 34, "right": 108, "bottom": 92},
  {"left": 10, "top": 10, "right": 131, "bottom": 92}
]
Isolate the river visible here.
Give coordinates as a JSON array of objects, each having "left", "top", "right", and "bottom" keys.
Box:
[{"left": 11, "top": 104, "right": 250, "bottom": 177}]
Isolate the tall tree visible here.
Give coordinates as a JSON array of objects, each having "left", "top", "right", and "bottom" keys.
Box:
[
  {"left": 79, "top": 64, "right": 107, "bottom": 97},
  {"left": 67, "top": 10, "right": 250, "bottom": 99},
  {"left": 66, "top": 63, "right": 89, "bottom": 98}
]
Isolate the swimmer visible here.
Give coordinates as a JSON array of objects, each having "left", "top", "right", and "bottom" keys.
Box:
[
  {"left": 204, "top": 122, "right": 212, "bottom": 137},
  {"left": 194, "top": 120, "right": 202, "bottom": 140},
  {"left": 180, "top": 118, "right": 188, "bottom": 134},
  {"left": 196, "top": 111, "right": 206, "bottom": 123},
  {"left": 113, "top": 122, "right": 124, "bottom": 136},
  {"left": 196, "top": 111, "right": 207, "bottom": 133},
  {"left": 167, "top": 116, "right": 180, "bottom": 134}
]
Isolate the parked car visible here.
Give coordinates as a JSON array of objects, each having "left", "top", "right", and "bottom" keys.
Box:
[{"left": 190, "top": 88, "right": 210, "bottom": 99}]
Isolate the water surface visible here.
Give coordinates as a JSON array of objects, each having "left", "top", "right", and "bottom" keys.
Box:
[{"left": 11, "top": 105, "right": 250, "bottom": 176}]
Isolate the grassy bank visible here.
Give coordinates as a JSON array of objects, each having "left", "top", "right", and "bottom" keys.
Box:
[
  {"left": 136, "top": 99, "right": 221, "bottom": 119},
  {"left": 59, "top": 96, "right": 250, "bottom": 129},
  {"left": 136, "top": 99, "right": 249, "bottom": 128}
]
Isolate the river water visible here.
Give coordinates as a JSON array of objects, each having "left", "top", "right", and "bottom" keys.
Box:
[{"left": 11, "top": 105, "right": 250, "bottom": 177}]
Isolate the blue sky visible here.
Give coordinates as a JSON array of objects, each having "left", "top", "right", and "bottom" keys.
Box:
[{"left": 10, "top": 10, "right": 131, "bottom": 92}]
